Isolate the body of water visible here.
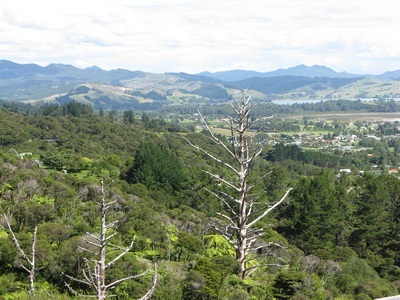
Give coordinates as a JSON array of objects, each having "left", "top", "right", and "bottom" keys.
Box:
[{"left": 271, "top": 98, "right": 400, "bottom": 105}]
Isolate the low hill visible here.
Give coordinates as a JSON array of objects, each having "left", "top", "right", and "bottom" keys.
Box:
[{"left": 1, "top": 60, "right": 400, "bottom": 110}]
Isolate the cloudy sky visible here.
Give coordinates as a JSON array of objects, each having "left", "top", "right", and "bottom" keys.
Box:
[{"left": 1, "top": 0, "right": 399, "bottom": 74}]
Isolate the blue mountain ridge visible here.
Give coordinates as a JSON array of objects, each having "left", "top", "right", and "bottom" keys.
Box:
[{"left": 1, "top": 60, "right": 399, "bottom": 82}]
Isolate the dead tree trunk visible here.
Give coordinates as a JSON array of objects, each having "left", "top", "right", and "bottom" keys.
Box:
[
  {"left": 64, "top": 178, "right": 157, "bottom": 299},
  {"left": 186, "top": 92, "right": 292, "bottom": 279},
  {"left": 3, "top": 213, "right": 37, "bottom": 296}
]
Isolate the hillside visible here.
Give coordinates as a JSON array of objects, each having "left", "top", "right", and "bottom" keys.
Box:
[
  {"left": 0, "top": 102, "right": 400, "bottom": 299},
  {"left": 277, "top": 77, "right": 400, "bottom": 100},
  {"left": 1, "top": 60, "right": 400, "bottom": 110}
]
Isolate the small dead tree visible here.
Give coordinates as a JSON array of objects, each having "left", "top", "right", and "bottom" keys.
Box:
[
  {"left": 3, "top": 213, "right": 38, "bottom": 296},
  {"left": 186, "top": 92, "right": 292, "bottom": 279},
  {"left": 64, "top": 179, "right": 157, "bottom": 300}
]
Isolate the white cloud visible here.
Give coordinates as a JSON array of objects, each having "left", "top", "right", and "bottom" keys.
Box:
[{"left": 0, "top": 0, "right": 399, "bottom": 74}]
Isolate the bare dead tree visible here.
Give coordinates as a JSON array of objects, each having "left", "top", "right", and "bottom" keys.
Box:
[
  {"left": 64, "top": 179, "right": 157, "bottom": 300},
  {"left": 186, "top": 92, "right": 292, "bottom": 279},
  {"left": 3, "top": 213, "right": 38, "bottom": 296}
]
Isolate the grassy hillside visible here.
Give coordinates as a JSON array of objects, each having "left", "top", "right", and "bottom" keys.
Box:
[{"left": 279, "top": 77, "right": 400, "bottom": 100}]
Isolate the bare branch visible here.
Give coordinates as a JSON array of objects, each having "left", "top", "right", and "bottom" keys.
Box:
[
  {"left": 107, "top": 270, "right": 148, "bottom": 289},
  {"left": 105, "top": 220, "right": 119, "bottom": 229},
  {"left": 64, "top": 281, "right": 98, "bottom": 298},
  {"left": 106, "top": 270, "right": 148, "bottom": 290},
  {"left": 203, "top": 171, "right": 240, "bottom": 192},
  {"left": 4, "top": 213, "right": 37, "bottom": 295},
  {"left": 247, "top": 171, "right": 272, "bottom": 191},
  {"left": 85, "top": 231, "right": 102, "bottom": 242},
  {"left": 4, "top": 214, "right": 32, "bottom": 265},
  {"left": 204, "top": 188, "right": 238, "bottom": 215},
  {"left": 184, "top": 137, "right": 239, "bottom": 175},
  {"left": 247, "top": 188, "right": 293, "bottom": 228},
  {"left": 138, "top": 263, "right": 158, "bottom": 300},
  {"left": 244, "top": 263, "right": 288, "bottom": 279},
  {"left": 105, "top": 231, "right": 118, "bottom": 241},
  {"left": 197, "top": 110, "right": 237, "bottom": 159},
  {"left": 104, "top": 199, "right": 118, "bottom": 211},
  {"left": 78, "top": 246, "right": 98, "bottom": 256},
  {"left": 63, "top": 273, "right": 93, "bottom": 287},
  {"left": 215, "top": 212, "right": 239, "bottom": 229},
  {"left": 84, "top": 239, "right": 102, "bottom": 248},
  {"left": 82, "top": 258, "right": 97, "bottom": 287},
  {"left": 105, "top": 237, "right": 135, "bottom": 269}
]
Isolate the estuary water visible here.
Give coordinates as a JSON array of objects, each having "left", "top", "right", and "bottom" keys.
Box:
[{"left": 271, "top": 98, "right": 400, "bottom": 105}]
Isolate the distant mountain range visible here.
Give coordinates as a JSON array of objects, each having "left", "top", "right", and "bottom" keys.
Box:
[
  {"left": 1, "top": 59, "right": 400, "bottom": 110},
  {"left": 0, "top": 59, "right": 145, "bottom": 83},
  {"left": 198, "top": 64, "right": 400, "bottom": 81}
]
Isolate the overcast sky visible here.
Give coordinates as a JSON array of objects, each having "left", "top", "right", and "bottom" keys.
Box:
[{"left": 1, "top": 0, "right": 399, "bottom": 74}]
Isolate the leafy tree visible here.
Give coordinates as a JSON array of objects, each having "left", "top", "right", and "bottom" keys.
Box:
[{"left": 41, "top": 151, "right": 69, "bottom": 171}]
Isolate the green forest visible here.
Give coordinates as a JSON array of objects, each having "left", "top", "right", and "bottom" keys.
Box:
[{"left": 0, "top": 98, "right": 400, "bottom": 300}]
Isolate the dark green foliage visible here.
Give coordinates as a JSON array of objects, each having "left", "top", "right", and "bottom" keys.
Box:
[
  {"left": 0, "top": 237, "right": 15, "bottom": 274},
  {"left": 0, "top": 273, "right": 19, "bottom": 296},
  {"left": 350, "top": 173, "right": 391, "bottom": 254},
  {"left": 233, "top": 76, "right": 361, "bottom": 94},
  {"left": 127, "top": 141, "right": 187, "bottom": 192},
  {"left": 141, "top": 112, "right": 150, "bottom": 123},
  {"left": 12, "top": 200, "right": 56, "bottom": 231},
  {"left": 123, "top": 109, "right": 135, "bottom": 124},
  {"left": 332, "top": 257, "right": 395, "bottom": 299},
  {"left": 41, "top": 151, "right": 70, "bottom": 170},
  {"left": 36, "top": 101, "right": 93, "bottom": 117},
  {"left": 192, "top": 83, "right": 231, "bottom": 100},
  {"left": 175, "top": 231, "right": 204, "bottom": 260},
  {"left": 278, "top": 170, "right": 351, "bottom": 253},
  {"left": 349, "top": 173, "right": 400, "bottom": 279},
  {"left": 273, "top": 271, "right": 305, "bottom": 299},
  {"left": 266, "top": 143, "right": 343, "bottom": 168},
  {"left": 182, "top": 256, "right": 239, "bottom": 299},
  {"left": 128, "top": 90, "right": 167, "bottom": 101},
  {"left": 152, "top": 270, "right": 183, "bottom": 299}
]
